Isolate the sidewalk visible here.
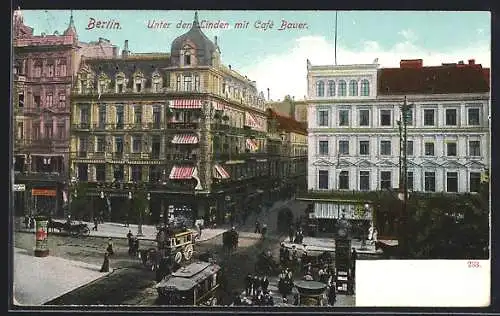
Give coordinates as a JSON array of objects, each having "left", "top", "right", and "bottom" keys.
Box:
[
  {"left": 14, "top": 218, "right": 226, "bottom": 243},
  {"left": 13, "top": 247, "right": 113, "bottom": 305}
]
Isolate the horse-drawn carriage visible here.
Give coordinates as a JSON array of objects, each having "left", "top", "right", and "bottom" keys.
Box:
[
  {"left": 48, "top": 219, "right": 90, "bottom": 237},
  {"left": 139, "top": 226, "right": 196, "bottom": 281}
]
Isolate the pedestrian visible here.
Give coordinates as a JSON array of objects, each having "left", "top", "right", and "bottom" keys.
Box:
[
  {"left": 279, "top": 243, "right": 286, "bottom": 264},
  {"left": 351, "top": 247, "right": 357, "bottom": 278},
  {"left": 288, "top": 225, "right": 295, "bottom": 243},
  {"left": 262, "top": 275, "right": 269, "bottom": 293},
  {"left": 254, "top": 221, "right": 261, "bottom": 234},
  {"left": 328, "top": 283, "right": 337, "bottom": 306},
  {"left": 100, "top": 252, "right": 110, "bottom": 272},
  {"left": 23, "top": 215, "right": 29, "bottom": 229},
  {"left": 245, "top": 274, "right": 252, "bottom": 296},
  {"left": 93, "top": 217, "right": 98, "bottom": 231},
  {"left": 198, "top": 223, "right": 203, "bottom": 238},
  {"left": 107, "top": 238, "right": 114, "bottom": 256},
  {"left": 253, "top": 275, "right": 261, "bottom": 296},
  {"left": 132, "top": 237, "right": 139, "bottom": 257},
  {"left": 261, "top": 223, "right": 267, "bottom": 238}
]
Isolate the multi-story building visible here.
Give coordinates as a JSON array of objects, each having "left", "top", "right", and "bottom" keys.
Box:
[
  {"left": 69, "top": 13, "right": 273, "bottom": 225},
  {"left": 303, "top": 58, "right": 490, "bottom": 235},
  {"left": 266, "top": 109, "right": 308, "bottom": 196},
  {"left": 268, "top": 95, "right": 308, "bottom": 123},
  {"left": 12, "top": 10, "right": 117, "bottom": 217}
]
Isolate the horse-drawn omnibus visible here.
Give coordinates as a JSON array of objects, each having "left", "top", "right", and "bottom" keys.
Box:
[{"left": 155, "top": 261, "right": 222, "bottom": 306}]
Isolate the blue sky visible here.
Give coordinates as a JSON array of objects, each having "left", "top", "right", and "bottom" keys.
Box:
[{"left": 18, "top": 10, "right": 490, "bottom": 100}]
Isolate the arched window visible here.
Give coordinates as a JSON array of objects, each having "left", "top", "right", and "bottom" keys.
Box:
[
  {"left": 361, "top": 79, "right": 370, "bottom": 96},
  {"left": 349, "top": 80, "right": 358, "bottom": 96},
  {"left": 328, "top": 80, "right": 335, "bottom": 96},
  {"left": 316, "top": 81, "right": 325, "bottom": 97},
  {"left": 184, "top": 51, "right": 191, "bottom": 65},
  {"left": 338, "top": 80, "right": 347, "bottom": 96}
]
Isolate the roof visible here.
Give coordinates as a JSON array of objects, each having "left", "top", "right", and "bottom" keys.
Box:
[
  {"left": 378, "top": 64, "right": 490, "bottom": 95},
  {"left": 267, "top": 109, "right": 307, "bottom": 135}
]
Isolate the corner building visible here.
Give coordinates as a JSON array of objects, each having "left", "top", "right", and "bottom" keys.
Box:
[{"left": 70, "top": 13, "right": 270, "bottom": 225}]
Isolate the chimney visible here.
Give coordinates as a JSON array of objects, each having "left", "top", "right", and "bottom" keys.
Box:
[
  {"left": 122, "top": 40, "right": 129, "bottom": 59},
  {"left": 228, "top": 64, "right": 231, "bottom": 70},
  {"left": 267, "top": 88, "right": 270, "bottom": 101},
  {"left": 468, "top": 59, "right": 475, "bottom": 65},
  {"left": 400, "top": 59, "right": 423, "bottom": 69},
  {"left": 458, "top": 60, "right": 464, "bottom": 65}
]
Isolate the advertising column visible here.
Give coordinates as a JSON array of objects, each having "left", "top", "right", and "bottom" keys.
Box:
[{"left": 34, "top": 216, "right": 49, "bottom": 257}]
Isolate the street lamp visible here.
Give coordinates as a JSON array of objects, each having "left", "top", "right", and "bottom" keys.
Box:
[
  {"left": 138, "top": 192, "right": 150, "bottom": 237},
  {"left": 128, "top": 191, "right": 132, "bottom": 228},
  {"left": 398, "top": 96, "right": 412, "bottom": 257},
  {"left": 360, "top": 203, "right": 370, "bottom": 250}
]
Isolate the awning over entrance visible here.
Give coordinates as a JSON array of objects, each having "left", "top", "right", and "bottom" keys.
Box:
[
  {"left": 170, "top": 99, "right": 203, "bottom": 109},
  {"left": 172, "top": 134, "right": 199, "bottom": 144},
  {"left": 313, "top": 202, "right": 373, "bottom": 220},
  {"left": 169, "top": 166, "right": 196, "bottom": 180},
  {"left": 214, "top": 164, "right": 230, "bottom": 179},
  {"left": 246, "top": 139, "right": 258, "bottom": 152}
]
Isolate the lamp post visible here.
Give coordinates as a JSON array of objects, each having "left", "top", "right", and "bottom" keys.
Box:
[
  {"left": 128, "top": 191, "right": 132, "bottom": 228},
  {"left": 398, "top": 96, "right": 412, "bottom": 257},
  {"left": 138, "top": 192, "right": 150, "bottom": 237}
]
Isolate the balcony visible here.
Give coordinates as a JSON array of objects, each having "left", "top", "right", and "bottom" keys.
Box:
[
  {"left": 72, "top": 123, "right": 91, "bottom": 130},
  {"left": 91, "top": 152, "right": 106, "bottom": 159},
  {"left": 167, "top": 122, "right": 200, "bottom": 130},
  {"left": 93, "top": 123, "right": 107, "bottom": 131},
  {"left": 78, "top": 151, "right": 87, "bottom": 158},
  {"left": 129, "top": 153, "right": 151, "bottom": 160},
  {"left": 150, "top": 152, "right": 161, "bottom": 159},
  {"left": 167, "top": 153, "right": 198, "bottom": 163},
  {"left": 113, "top": 152, "right": 124, "bottom": 159}
]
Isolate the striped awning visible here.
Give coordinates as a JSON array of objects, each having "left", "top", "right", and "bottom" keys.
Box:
[
  {"left": 214, "top": 164, "right": 230, "bottom": 179},
  {"left": 246, "top": 139, "right": 258, "bottom": 152},
  {"left": 169, "top": 166, "right": 195, "bottom": 179},
  {"left": 172, "top": 134, "right": 199, "bottom": 144},
  {"left": 170, "top": 99, "right": 203, "bottom": 109},
  {"left": 245, "top": 112, "right": 261, "bottom": 129}
]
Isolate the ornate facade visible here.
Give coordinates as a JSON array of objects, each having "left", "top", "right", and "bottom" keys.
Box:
[
  {"left": 12, "top": 10, "right": 117, "bottom": 217},
  {"left": 69, "top": 13, "right": 272, "bottom": 224}
]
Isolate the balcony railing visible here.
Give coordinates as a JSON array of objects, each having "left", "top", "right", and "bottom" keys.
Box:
[
  {"left": 93, "top": 123, "right": 106, "bottom": 130},
  {"left": 129, "top": 153, "right": 151, "bottom": 159},
  {"left": 113, "top": 152, "right": 124, "bottom": 159},
  {"left": 151, "top": 152, "right": 161, "bottom": 159},
  {"left": 167, "top": 154, "right": 198, "bottom": 162},
  {"left": 78, "top": 151, "right": 87, "bottom": 158},
  {"left": 167, "top": 122, "right": 200, "bottom": 130},
  {"left": 92, "top": 152, "right": 106, "bottom": 158}
]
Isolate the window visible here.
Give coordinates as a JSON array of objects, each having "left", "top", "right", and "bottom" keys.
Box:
[
  {"left": 132, "top": 136, "right": 142, "bottom": 152},
  {"left": 153, "top": 77, "right": 161, "bottom": 92},
  {"left": 316, "top": 81, "right": 325, "bottom": 97},
  {"left": 78, "top": 137, "right": 87, "bottom": 156},
  {"left": 359, "top": 141, "right": 369, "bottom": 155},
  {"left": 151, "top": 136, "right": 161, "bottom": 159},
  {"left": 360, "top": 171, "right": 370, "bottom": 191},
  {"left": 360, "top": 79, "right": 369, "bottom": 96},
  {"left": 116, "top": 105, "right": 124, "bottom": 129},
  {"left": 99, "top": 81, "right": 107, "bottom": 94},
  {"left": 424, "top": 109, "right": 435, "bottom": 126},
  {"left": 445, "top": 109, "right": 457, "bottom": 126},
  {"left": 194, "top": 74, "right": 200, "bottom": 91},
  {"left": 339, "top": 140, "right": 349, "bottom": 155},
  {"left": 17, "top": 122, "right": 24, "bottom": 139},
  {"left": 153, "top": 105, "right": 161, "bottom": 128},
  {"left": 406, "top": 140, "right": 413, "bottom": 156},
  {"left": 149, "top": 165, "right": 162, "bottom": 182},
  {"left": 131, "top": 166, "right": 142, "bottom": 182},
  {"left": 380, "top": 110, "right": 392, "bottom": 126},
  {"left": 469, "top": 172, "right": 481, "bottom": 192},
  {"left": 327, "top": 80, "right": 335, "bottom": 96},
  {"left": 339, "top": 171, "right": 349, "bottom": 189},
  {"left": 469, "top": 141, "right": 481, "bottom": 156},
  {"left": 349, "top": 80, "right": 358, "bottom": 96},
  {"left": 176, "top": 75, "right": 182, "bottom": 91},
  {"left": 18, "top": 93, "right": 24, "bottom": 107},
  {"left": 96, "top": 164, "right": 106, "bottom": 182},
  {"left": 80, "top": 105, "right": 90, "bottom": 124},
  {"left": 57, "top": 59, "right": 67, "bottom": 77},
  {"left": 406, "top": 171, "right": 414, "bottom": 191},
  {"left": 380, "top": 140, "right": 391, "bottom": 156},
  {"left": 57, "top": 123, "right": 65, "bottom": 139},
  {"left": 134, "top": 106, "right": 142, "bottom": 125},
  {"left": 447, "top": 142, "right": 457, "bottom": 156},
  {"left": 468, "top": 108, "right": 480, "bottom": 125},
  {"left": 77, "top": 164, "right": 88, "bottom": 181},
  {"left": 58, "top": 93, "right": 65, "bottom": 108},
  {"left": 113, "top": 165, "right": 124, "bottom": 181},
  {"left": 44, "top": 122, "right": 53, "bottom": 138},
  {"left": 424, "top": 142, "right": 435, "bottom": 156},
  {"left": 34, "top": 95, "right": 41, "bottom": 108},
  {"left": 404, "top": 109, "right": 413, "bottom": 125},
  {"left": 338, "top": 110, "right": 349, "bottom": 126},
  {"left": 117, "top": 82, "right": 124, "bottom": 93},
  {"left": 46, "top": 62, "right": 54, "bottom": 77},
  {"left": 338, "top": 80, "right": 346, "bottom": 96},
  {"left": 135, "top": 82, "right": 142, "bottom": 93},
  {"left": 380, "top": 171, "right": 391, "bottom": 189},
  {"left": 184, "top": 75, "right": 193, "bottom": 91},
  {"left": 318, "top": 140, "right": 329, "bottom": 155},
  {"left": 317, "top": 110, "right": 329, "bottom": 127},
  {"left": 359, "top": 109, "right": 369, "bottom": 126},
  {"left": 98, "top": 105, "right": 106, "bottom": 129},
  {"left": 46, "top": 93, "right": 53, "bottom": 107},
  {"left": 96, "top": 136, "right": 105, "bottom": 152},
  {"left": 446, "top": 172, "right": 458, "bottom": 192},
  {"left": 33, "top": 61, "right": 42, "bottom": 77},
  {"left": 424, "top": 172, "right": 436, "bottom": 192},
  {"left": 184, "top": 52, "right": 191, "bottom": 65},
  {"left": 115, "top": 136, "right": 123, "bottom": 153},
  {"left": 33, "top": 122, "right": 40, "bottom": 139},
  {"left": 318, "top": 170, "right": 329, "bottom": 189}
]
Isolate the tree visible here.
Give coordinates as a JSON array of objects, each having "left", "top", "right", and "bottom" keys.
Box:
[{"left": 130, "top": 189, "right": 148, "bottom": 224}]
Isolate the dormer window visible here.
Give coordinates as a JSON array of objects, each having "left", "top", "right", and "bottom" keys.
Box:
[
  {"left": 136, "top": 83, "right": 142, "bottom": 92},
  {"left": 117, "top": 83, "right": 123, "bottom": 93},
  {"left": 115, "top": 74, "right": 125, "bottom": 93},
  {"left": 152, "top": 73, "right": 162, "bottom": 92},
  {"left": 99, "top": 80, "right": 107, "bottom": 94},
  {"left": 185, "top": 52, "right": 191, "bottom": 65},
  {"left": 134, "top": 75, "right": 143, "bottom": 93}
]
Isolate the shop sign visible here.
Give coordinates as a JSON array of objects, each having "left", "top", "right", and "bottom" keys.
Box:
[
  {"left": 13, "top": 184, "right": 26, "bottom": 192},
  {"left": 32, "top": 188, "right": 57, "bottom": 197}
]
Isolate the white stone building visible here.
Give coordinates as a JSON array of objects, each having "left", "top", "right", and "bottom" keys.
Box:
[{"left": 306, "top": 59, "right": 490, "bottom": 194}]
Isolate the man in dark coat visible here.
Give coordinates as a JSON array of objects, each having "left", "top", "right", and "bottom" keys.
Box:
[
  {"left": 262, "top": 276, "right": 270, "bottom": 293},
  {"left": 328, "top": 284, "right": 336, "bottom": 306},
  {"left": 254, "top": 221, "right": 261, "bottom": 234},
  {"left": 253, "top": 275, "right": 261, "bottom": 296},
  {"left": 279, "top": 243, "right": 286, "bottom": 263},
  {"left": 100, "top": 252, "right": 110, "bottom": 272},
  {"left": 245, "top": 274, "right": 252, "bottom": 296},
  {"left": 288, "top": 225, "right": 295, "bottom": 243},
  {"left": 351, "top": 248, "right": 358, "bottom": 278}
]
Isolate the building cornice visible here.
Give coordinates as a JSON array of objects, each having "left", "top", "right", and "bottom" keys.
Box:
[
  {"left": 306, "top": 93, "right": 489, "bottom": 104},
  {"left": 308, "top": 127, "right": 489, "bottom": 134}
]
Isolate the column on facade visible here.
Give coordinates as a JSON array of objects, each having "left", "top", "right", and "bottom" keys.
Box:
[
  {"left": 124, "top": 164, "right": 130, "bottom": 182},
  {"left": 52, "top": 118, "right": 57, "bottom": 138},
  {"left": 460, "top": 103, "right": 467, "bottom": 127},
  {"left": 142, "top": 165, "right": 150, "bottom": 182},
  {"left": 106, "top": 163, "right": 114, "bottom": 182},
  {"left": 40, "top": 114, "right": 45, "bottom": 138}
]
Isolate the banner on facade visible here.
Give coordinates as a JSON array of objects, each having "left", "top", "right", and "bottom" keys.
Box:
[
  {"left": 314, "top": 202, "right": 373, "bottom": 220},
  {"left": 32, "top": 189, "right": 57, "bottom": 197}
]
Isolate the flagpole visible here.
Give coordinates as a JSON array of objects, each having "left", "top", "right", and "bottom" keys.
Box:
[{"left": 334, "top": 11, "right": 338, "bottom": 65}]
